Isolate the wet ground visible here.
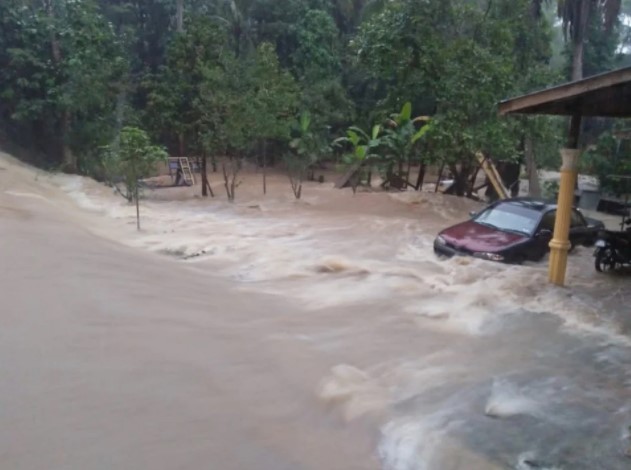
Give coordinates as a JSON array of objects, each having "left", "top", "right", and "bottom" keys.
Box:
[{"left": 1, "top": 153, "right": 630, "bottom": 469}]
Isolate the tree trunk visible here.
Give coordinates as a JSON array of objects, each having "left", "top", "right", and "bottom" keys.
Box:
[
  {"left": 504, "top": 162, "right": 521, "bottom": 197},
  {"left": 386, "top": 163, "right": 394, "bottom": 189},
  {"left": 435, "top": 162, "right": 445, "bottom": 193},
  {"left": 135, "top": 184, "right": 140, "bottom": 231},
  {"left": 262, "top": 141, "right": 267, "bottom": 195},
  {"left": 467, "top": 164, "right": 481, "bottom": 198},
  {"left": 50, "top": 35, "right": 61, "bottom": 64},
  {"left": 201, "top": 154, "right": 214, "bottom": 197},
  {"left": 454, "top": 168, "right": 467, "bottom": 197},
  {"left": 61, "top": 110, "right": 76, "bottom": 172},
  {"left": 571, "top": 38, "right": 584, "bottom": 81},
  {"left": 230, "top": 174, "right": 236, "bottom": 202},
  {"left": 176, "top": 0, "right": 184, "bottom": 32},
  {"left": 415, "top": 163, "right": 426, "bottom": 190},
  {"left": 222, "top": 161, "right": 232, "bottom": 201},
  {"left": 222, "top": 156, "right": 238, "bottom": 202},
  {"left": 178, "top": 134, "right": 185, "bottom": 156},
  {"left": 566, "top": 0, "right": 588, "bottom": 191},
  {"left": 525, "top": 134, "right": 541, "bottom": 198},
  {"left": 405, "top": 159, "right": 412, "bottom": 186},
  {"left": 201, "top": 157, "right": 208, "bottom": 197},
  {"left": 46, "top": 0, "right": 76, "bottom": 171},
  {"left": 46, "top": 0, "right": 61, "bottom": 62},
  {"left": 571, "top": 0, "right": 590, "bottom": 81},
  {"left": 446, "top": 162, "right": 469, "bottom": 197}
]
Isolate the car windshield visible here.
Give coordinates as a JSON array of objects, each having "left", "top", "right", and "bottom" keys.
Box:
[{"left": 474, "top": 203, "right": 540, "bottom": 235}]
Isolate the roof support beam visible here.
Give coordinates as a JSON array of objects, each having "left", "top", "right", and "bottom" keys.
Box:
[{"left": 567, "top": 113, "right": 582, "bottom": 149}]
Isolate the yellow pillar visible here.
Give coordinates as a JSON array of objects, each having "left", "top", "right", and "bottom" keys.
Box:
[{"left": 548, "top": 148, "right": 580, "bottom": 286}]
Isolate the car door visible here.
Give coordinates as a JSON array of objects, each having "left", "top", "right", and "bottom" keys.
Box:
[{"left": 531, "top": 209, "right": 555, "bottom": 260}]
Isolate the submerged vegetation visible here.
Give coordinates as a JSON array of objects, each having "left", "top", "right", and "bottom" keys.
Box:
[{"left": 1, "top": 0, "right": 631, "bottom": 199}]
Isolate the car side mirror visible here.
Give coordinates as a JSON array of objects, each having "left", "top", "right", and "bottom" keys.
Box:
[{"left": 537, "top": 229, "right": 552, "bottom": 239}]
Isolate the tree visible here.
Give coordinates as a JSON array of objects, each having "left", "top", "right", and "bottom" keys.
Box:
[
  {"left": 147, "top": 17, "right": 230, "bottom": 198},
  {"left": 582, "top": 0, "right": 623, "bottom": 77},
  {"left": 176, "top": 0, "right": 184, "bottom": 32},
  {"left": 334, "top": 102, "right": 429, "bottom": 191},
  {"left": 249, "top": 42, "right": 299, "bottom": 194},
  {"left": 103, "top": 126, "right": 167, "bottom": 229},
  {"left": 329, "top": 0, "right": 388, "bottom": 34},
  {"left": 249, "top": 0, "right": 309, "bottom": 64},
  {"left": 354, "top": 0, "right": 562, "bottom": 197},
  {"left": 584, "top": 130, "right": 631, "bottom": 196},
  {"left": 0, "top": 0, "right": 606, "bottom": 200},
  {"left": 292, "top": 9, "right": 354, "bottom": 131},
  {"left": 0, "top": 0, "right": 126, "bottom": 172},
  {"left": 557, "top": 0, "right": 622, "bottom": 80},
  {"left": 381, "top": 102, "right": 430, "bottom": 189},
  {"left": 512, "top": 0, "right": 561, "bottom": 197},
  {"left": 334, "top": 122, "right": 383, "bottom": 192},
  {"left": 196, "top": 52, "right": 251, "bottom": 202},
  {"left": 211, "top": 0, "right": 256, "bottom": 56},
  {"left": 287, "top": 111, "right": 330, "bottom": 199},
  {"left": 356, "top": 0, "right": 516, "bottom": 195},
  {"left": 96, "top": 0, "right": 173, "bottom": 73}
]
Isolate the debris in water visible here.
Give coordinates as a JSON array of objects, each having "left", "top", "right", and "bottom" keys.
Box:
[
  {"left": 516, "top": 452, "right": 561, "bottom": 470},
  {"left": 183, "top": 249, "right": 207, "bottom": 260},
  {"left": 523, "top": 459, "right": 545, "bottom": 468}
]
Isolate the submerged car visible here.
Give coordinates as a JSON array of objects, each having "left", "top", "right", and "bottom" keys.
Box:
[{"left": 434, "top": 198, "right": 605, "bottom": 263}]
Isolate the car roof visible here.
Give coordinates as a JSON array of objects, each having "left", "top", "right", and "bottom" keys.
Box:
[{"left": 496, "top": 197, "right": 558, "bottom": 212}]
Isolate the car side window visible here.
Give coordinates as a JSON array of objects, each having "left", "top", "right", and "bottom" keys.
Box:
[
  {"left": 539, "top": 210, "right": 556, "bottom": 231},
  {"left": 571, "top": 209, "right": 585, "bottom": 227}
]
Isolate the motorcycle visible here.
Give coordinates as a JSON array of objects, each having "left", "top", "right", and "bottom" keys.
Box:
[{"left": 594, "top": 218, "right": 631, "bottom": 272}]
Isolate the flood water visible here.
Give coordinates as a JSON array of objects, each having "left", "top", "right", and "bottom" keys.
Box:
[{"left": 1, "top": 152, "right": 630, "bottom": 469}]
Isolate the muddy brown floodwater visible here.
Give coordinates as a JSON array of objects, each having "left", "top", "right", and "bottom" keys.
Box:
[{"left": 1, "top": 152, "right": 630, "bottom": 470}]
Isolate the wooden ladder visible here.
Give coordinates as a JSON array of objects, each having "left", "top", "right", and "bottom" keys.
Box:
[
  {"left": 179, "top": 157, "right": 195, "bottom": 186},
  {"left": 475, "top": 152, "right": 509, "bottom": 200}
]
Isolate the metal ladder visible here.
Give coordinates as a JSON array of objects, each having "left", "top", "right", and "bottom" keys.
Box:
[{"left": 179, "top": 157, "right": 195, "bottom": 186}]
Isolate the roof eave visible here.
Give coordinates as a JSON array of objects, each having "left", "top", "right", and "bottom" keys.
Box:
[{"left": 499, "top": 66, "right": 631, "bottom": 117}]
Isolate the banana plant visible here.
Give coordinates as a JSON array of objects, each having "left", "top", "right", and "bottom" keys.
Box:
[
  {"left": 332, "top": 124, "right": 384, "bottom": 192},
  {"left": 287, "top": 111, "right": 330, "bottom": 199},
  {"left": 381, "top": 102, "right": 431, "bottom": 188},
  {"left": 333, "top": 123, "right": 383, "bottom": 166}
]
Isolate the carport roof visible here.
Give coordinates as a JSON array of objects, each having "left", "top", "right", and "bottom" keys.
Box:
[{"left": 499, "top": 66, "right": 631, "bottom": 118}]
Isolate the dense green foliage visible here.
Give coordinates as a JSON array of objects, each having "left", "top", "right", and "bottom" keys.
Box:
[
  {"left": 584, "top": 129, "right": 631, "bottom": 196},
  {"left": 287, "top": 111, "right": 330, "bottom": 198},
  {"left": 0, "top": 0, "right": 127, "bottom": 171},
  {"left": 1, "top": 0, "right": 630, "bottom": 197}
]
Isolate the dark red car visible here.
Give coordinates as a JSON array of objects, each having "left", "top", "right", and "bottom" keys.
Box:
[{"left": 434, "top": 198, "right": 605, "bottom": 263}]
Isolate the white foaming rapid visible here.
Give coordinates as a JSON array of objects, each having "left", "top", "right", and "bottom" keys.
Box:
[
  {"left": 317, "top": 364, "right": 390, "bottom": 422},
  {"left": 484, "top": 379, "right": 541, "bottom": 419},
  {"left": 378, "top": 415, "right": 508, "bottom": 470},
  {"left": 36, "top": 165, "right": 625, "bottom": 340}
]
